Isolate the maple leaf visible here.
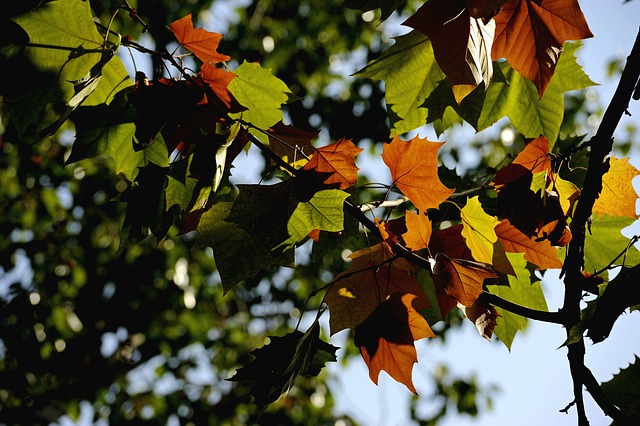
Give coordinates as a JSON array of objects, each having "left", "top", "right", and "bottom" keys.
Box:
[
  {"left": 170, "top": 14, "right": 231, "bottom": 64},
  {"left": 325, "top": 243, "right": 429, "bottom": 334},
  {"left": 354, "top": 292, "right": 435, "bottom": 394},
  {"left": 493, "top": 136, "right": 552, "bottom": 189},
  {"left": 198, "top": 61, "right": 236, "bottom": 107},
  {"left": 301, "top": 138, "right": 363, "bottom": 189},
  {"left": 404, "top": 0, "right": 495, "bottom": 103},
  {"left": 432, "top": 253, "right": 497, "bottom": 307},
  {"left": 429, "top": 224, "right": 473, "bottom": 260},
  {"left": 593, "top": 156, "right": 640, "bottom": 219},
  {"left": 495, "top": 219, "right": 562, "bottom": 269},
  {"left": 466, "top": 0, "right": 512, "bottom": 19},
  {"left": 267, "top": 121, "right": 319, "bottom": 167},
  {"left": 492, "top": 0, "right": 593, "bottom": 97},
  {"left": 460, "top": 196, "right": 498, "bottom": 264},
  {"left": 382, "top": 135, "right": 455, "bottom": 212},
  {"left": 403, "top": 210, "right": 432, "bottom": 251}
]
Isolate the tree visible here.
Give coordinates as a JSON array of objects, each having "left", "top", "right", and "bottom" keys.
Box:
[{"left": 1, "top": 0, "right": 639, "bottom": 425}]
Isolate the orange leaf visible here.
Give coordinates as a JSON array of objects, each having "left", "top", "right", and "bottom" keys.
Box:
[
  {"left": 493, "top": 135, "right": 552, "bottom": 189},
  {"left": 325, "top": 243, "right": 429, "bottom": 335},
  {"left": 354, "top": 292, "right": 435, "bottom": 394},
  {"left": 382, "top": 135, "right": 455, "bottom": 212},
  {"left": 492, "top": 0, "right": 593, "bottom": 97},
  {"left": 301, "top": 137, "right": 363, "bottom": 189},
  {"left": 495, "top": 219, "right": 562, "bottom": 269},
  {"left": 170, "top": 14, "right": 231, "bottom": 64},
  {"left": 432, "top": 253, "right": 497, "bottom": 307},
  {"left": 404, "top": 0, "right": 495, "bottom": 103},
  {"left": 593, "top": 156, "right": 640, "bottom": 219},
  {"left": 199, "top": 61, "right": 236, "bottom": 107},
  {"left": 403, "top": 210, "right": 432, "bottom": 251}
]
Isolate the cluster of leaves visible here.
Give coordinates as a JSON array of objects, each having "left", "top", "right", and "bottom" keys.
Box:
[{"left": 2, "top": 0, "right": 640, "bottom": 423}]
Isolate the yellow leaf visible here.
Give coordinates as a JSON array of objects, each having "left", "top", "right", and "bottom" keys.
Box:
[
  {"left": 461, "top": 196, "right": 498, "bottom": 264},
  {"left": 593, "top": 156, "right": 640, "bottom": 219}
]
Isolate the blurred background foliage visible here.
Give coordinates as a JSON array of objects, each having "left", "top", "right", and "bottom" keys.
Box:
[{"left": 0, "top": 0, "right": 635, "bottom": 425}]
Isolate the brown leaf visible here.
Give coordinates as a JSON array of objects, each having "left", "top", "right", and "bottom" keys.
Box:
[
  {"left": 267, "top": 122, "right": 319, "bottom": 166},
  {"left": 495, "top": 219, "right": 563, "bottom": 269},
  {"left": 382, "top": 135, "right": 455, "bottom": 212},
  {"left": 492, "top": 135, "right": 552, "bottom": 189},
  {"left": 170, "top": 15, "right": 231, "bottom": 64},
  {"left": 492, "top": 0, "right": 593, "bottom": 97},
  {"left": 432, "top": 253, "right": 498, "bottom": 307},
  {"left": 458, "top": 299, "right": 499, "bottom": 341},
  {"left": 429, "top": 224, "right": 474, "bottom": 260},
  {"left": 404, "top": 0, "right": 495, "bottom": 102},
  {"left": 301, "top": 137, "right": 363, "bottom": 189},
  {"left": 325, "top": 243, "right": 429, "bottom": 334},
  {"left": 355, "top": 292, "right": 435, "bottom": 394}
]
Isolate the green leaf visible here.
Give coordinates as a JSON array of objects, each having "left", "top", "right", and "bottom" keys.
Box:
[
  {"left": 228, "top": 60, "right": 293, "bottom": 135},
  {"left": 417, "top": 268, "right": 444, "bottom": 326},
  {"left": 583, "top": 215, "right": 640, "bottom": 273},
  {"left": 355, "top": 31, "right": 445, "bottom": 135},
  {"left": 475, "top": 42, "right": 594, "bottom": 143},
  {"left": 489, "top": 253, "right": 548, "bottom": 350},
  {"left": 281, "top": 189, "right": 349, "bottom": 251},
  {"left": 11, "top": 0, "right": 131, "bottom": 137},
  {"left": 195, "top": 182, "right": 297, "bottom": 292},
  {"left": 227, "top": 323, "right": 338, "bottom": 414},
  {"left": 601, "top": 356, "right": 640, "bottom": 422}
]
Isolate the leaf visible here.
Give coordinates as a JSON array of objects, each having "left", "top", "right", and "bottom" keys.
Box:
[
  {"left": 198, "top": 61, "right": 236, "bottom": 107},
  {"left": 429, "top": 224, "right": 473, "bottom": 260},
  {"left": 354, "top": 292, "right": 435, "bottom": 394},
  {"left": 404, "top": 0, "right": 496, "bottom": 103},
  {"left": 228, "top": 323, "right": 338, "bottom": 414},
  {"left": 458, "top": 298, "right": 499, "bottom": 341},
  {"left": 492, "top": 133, "right": 551, "bottom": 190},
  {"left": 587, "top": 264, "right": 640, "bottom": 343},
  {"left": 382, "top": 135, "right": 455, "bottom": 212},
  {"left": 601, "top": 356, "right": 640, "bottom": 422},
  {"left": 267, "top": 121, "right": 319, "bottom": 167},
  {"left": 582, "top": 215, "right": 640, "bottom": 273},
  {"left": 460, "top": 196, "right": 498, "bottom": 264},
  {"left": 281, "top": 189, "right": 350, "bottom": 251},
  {"left": 489, "top": 252, "right": 548, "bottom": 350},
  {"left": 478, "top": 42, "right": 594, "bottom": 142},
  {"left": 301, "top": 138, "right": 363, "bottom": 189},
  {"left": 466, "top": 0, "right": 512, "bottom": 19},
  {"left": 325, "top": 243, "right": 429, "bottom": 334},
  {"left": 492, "top": 0, "right": 593, "bottom": 97},
  {"left": 495, "top": 219, "right": 562, "bottom": 269},
  {"left": 228, "top": 61, "right": 293, "bottom": 133},
  {"left": 355, "top": 31, "right": 445, "bottom": 135},
  {"left": 403, "top": 210, "right": 432, "bottom": 251},
  {"left": 432, "top": 253, "right": 497, "bottom": 307},
  {"left": 169, "top": 14, "right": 231, "bottom": 64},
  {"left": 194, "top": 183, "right": 297, "bottom": 292},
  {"left": 593, "top": 156, "right": 640, "bottom": 219}
]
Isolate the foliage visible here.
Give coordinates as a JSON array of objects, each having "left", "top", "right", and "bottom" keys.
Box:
[{"left": 1, "top": 0, "right": 640, "bottom": 425}]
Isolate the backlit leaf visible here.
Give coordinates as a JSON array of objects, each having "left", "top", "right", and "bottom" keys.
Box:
[
  {"left": 198, "top": 61, "right": 236, "bottom": 107},
  {"left": 382, "top": 135, "right": 455, "bottom": 212},
  {"left": 458, "top": 298, "right": 499, "bottom": 341},
  {"left": 325, "top": 243, "right": 429, "bottom": 334},
  {"left": 582, "top": 215, "right": 640, "bottom": 273},
  {"left": 170, "top": 14, "right": 231, "bottom": 64},
  {"left": 301, "top": 138, "right": 363, "bottom": 189},
  {"left": 403, "top": 210, "right": 432, "bottom": 251},
  {"left": 492, "top": 0, "right": 593, "bottom": 97},
  {"left": 601, "top": 356, "right": 640, "bottom": 421},
  {"left": 495, "top": 219, "right": 562, "bottom": 269},
  {"left": 432, "top": 253, "right": 497, "bottom": 307},
  {"left": 460, "top": 196, "right": 498, "bottom": 264},
  {"left": 593, "top": 156, "right": 640, "bottom": 219},
  {"left": 354, "top": 293, "right": 435, "bottom": 394}
]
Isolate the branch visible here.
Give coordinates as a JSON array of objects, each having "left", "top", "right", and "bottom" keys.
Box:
[
  {"left": 479, "top": 292, "right": 564, "bottom": 324},
  {"left": 560, "top": 27, "right": 640, "bottom": 425}
]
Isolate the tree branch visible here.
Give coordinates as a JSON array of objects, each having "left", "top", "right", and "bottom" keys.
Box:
[
  {"left": 479, "top": 292, "right": 564, "bottom": 324},
  {"left": 560, "top": 27, "right": 640, "bottom": 425}
]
